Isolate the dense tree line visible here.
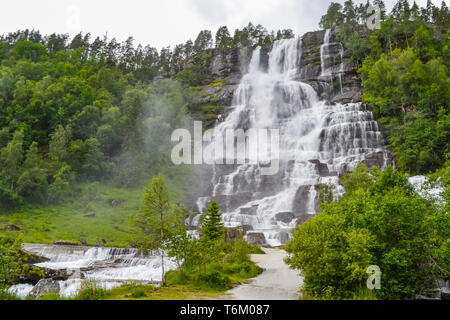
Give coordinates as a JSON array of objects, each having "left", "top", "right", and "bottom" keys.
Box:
[{"left": 0, "top": 22, "right": 294, "bottom": 209}]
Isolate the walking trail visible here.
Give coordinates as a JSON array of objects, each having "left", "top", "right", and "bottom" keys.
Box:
[{"left": 227, "top": 247, "right": 303, "bottom": 300}]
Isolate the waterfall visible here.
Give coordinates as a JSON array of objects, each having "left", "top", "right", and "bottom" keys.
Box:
[
  {"left": 320, "top": 29, "right": 345, "bottom": 93},
  {"left": 8, "top": 243, "right": 177, "bottom": 298},
  {"left": 196, "top": 35, "right": 390, "bottom": 246}
]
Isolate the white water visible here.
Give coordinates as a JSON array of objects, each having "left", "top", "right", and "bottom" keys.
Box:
[
  {"left": 408, "top": 176, "right": 444, "bottom": 202},
  {"left": 197, "top": 36, "right": 390, "bottom": 246},
  {"left": 9, "top": 244, "right": 177, "bottom": 298},
  {"left": 320, "top": 29, "right": 345, "bottom": 93}
]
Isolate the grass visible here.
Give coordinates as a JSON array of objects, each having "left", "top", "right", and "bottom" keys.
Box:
[
  {"left": 0, "top": 165, "right": 193, "bottom": 247},
  {"left": 104, "top": 283, "right": 229, "bottom": 300}
]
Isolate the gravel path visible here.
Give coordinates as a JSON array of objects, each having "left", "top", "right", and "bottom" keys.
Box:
[{"left": 227, "top": 247, "right": 303, "bottom": 300}]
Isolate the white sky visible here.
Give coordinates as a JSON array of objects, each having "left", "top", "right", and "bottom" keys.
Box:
[{"left": 0, "top": 0, "right": 446, "bottom": 49}]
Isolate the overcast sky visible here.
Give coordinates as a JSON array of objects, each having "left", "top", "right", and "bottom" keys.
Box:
[{"left": 0, "top": 0, "right": 445, "bottom": 49}]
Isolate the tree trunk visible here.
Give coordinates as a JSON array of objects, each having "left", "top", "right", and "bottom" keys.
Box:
[{"left": 161, "top": 211, "right": 165, "bottom": 285}]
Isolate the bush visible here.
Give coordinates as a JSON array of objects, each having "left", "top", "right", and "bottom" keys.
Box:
[
  {"left": 193, "top": 270, "right": 232, "bottom": 290},
  {"left": 131, "top": 287, "right": 147, "bottom": 298},
  {"left": 0, "top": 289, "right": 19, "bottom": 300},
  {"left": 286, "top": 165, "right": 448, "bottom": 299},
  {"left": 75, "top": 280, "right": 108, "bottom": 300}
]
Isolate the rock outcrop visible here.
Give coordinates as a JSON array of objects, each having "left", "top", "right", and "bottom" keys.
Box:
[{"left": 29, "top": 279, "right": 60, "bottom": 298}]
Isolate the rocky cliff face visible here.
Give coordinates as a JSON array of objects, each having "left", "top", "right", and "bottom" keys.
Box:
[{"left": 197, "top": 29, "right": 363, "bottom": 117}]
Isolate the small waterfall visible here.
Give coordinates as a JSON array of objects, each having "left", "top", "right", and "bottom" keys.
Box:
[
  {"left": 9, "top": 244, "right": 177, "bottom": 298},
  {"left": 320, "top": 29, "right": 331, "bottom": 77},
  {"left": 196, "top": 35, "right": 390, "bottom": 246},
  {"left": 320, "top": 29, "right": 345, "bottom": 93}
]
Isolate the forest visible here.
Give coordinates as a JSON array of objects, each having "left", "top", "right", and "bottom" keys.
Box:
[{"left": 0, "top": 0, "right": 449, "bottom": 300}]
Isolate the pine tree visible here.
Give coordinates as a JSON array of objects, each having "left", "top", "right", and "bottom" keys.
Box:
[
  {"left": 200, "top": 199, "right": 224, "bottom": 242},
  {"left": 215, "top": 26, "right": 233, "bottom": 50},
  {"left": 343, "top": 0, "right": 357, "bottom": 24}
]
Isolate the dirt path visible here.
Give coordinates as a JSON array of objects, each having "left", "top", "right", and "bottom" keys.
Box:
[{"left": 227, "top": 247, "right": 303, "bottom": 300}]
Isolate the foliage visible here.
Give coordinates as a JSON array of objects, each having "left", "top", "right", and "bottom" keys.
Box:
[
  {"left": 75, "top": 280, "right": 109, "bottom": 300},
  {"left": 134, "top": 174, "right": 171, "bottom": 283},
  {"left": 320, "top": 0, "right": 450, "bottom": 175},
  {"left": 200, "top": 199, "right": 225, "bottom": 242},
  {"left": 286, "top": 164, "right": 448, "bottom": 299}
]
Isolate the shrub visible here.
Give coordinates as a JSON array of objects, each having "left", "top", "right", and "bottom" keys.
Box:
[
  {"left": 131, "top": 287, "right": 147, "bottom": 298},
  {"left": 75, "top": 280, "right": 108, "bottom": 300}
]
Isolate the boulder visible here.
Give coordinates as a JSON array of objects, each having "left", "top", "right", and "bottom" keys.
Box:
[
  {"left": 29, "top": 279, "right": 60, "bottom": 298},
  {"left": 78, "top": 239, "right": 88, "bottom": 246},
  {"left": 275, "top": 212, "right": 295, "bottom": 224},
  {"left": 246, "top": 232, "right": 266, "bottom": 245},
  {"left": 225, "top": 225, "right": 254, "bottom": 242}
]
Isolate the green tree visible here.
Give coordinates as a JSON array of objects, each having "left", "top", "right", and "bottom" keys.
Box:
[
  {"left": 320, "top": 2, "right": 345, "bottom": 29},
  {"left": 215, "top": 26, "right": 233, "bottom": 50},
  {"left": 0, "top": 130, "right": 24, "bottom": 192},
  {"left": 286, "top": 165, "right": 446, "bottom": 299},
  {"left": 166, "top": 204, "right": 193, "bottom": 275},
  {"left": 200, "top": 199, "right": 225, "bottom": 242},
  {"left": 16, "top": 142, "right": 48, "bottom": 203},
  {"left": 135, "top": 174, "right": 171, "bottom": 284}
]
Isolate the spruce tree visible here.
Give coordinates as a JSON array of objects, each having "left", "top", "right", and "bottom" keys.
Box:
[{"left": 200, "top": 199, "right": 224, "bottom": 242}]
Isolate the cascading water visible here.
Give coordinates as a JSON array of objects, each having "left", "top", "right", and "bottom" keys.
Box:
[
  {"left": 320, "top": 29, "right": 345, "bottom": 93},
  {"left": 9, "top": 243, "right": 177, "bottom": 298},
  {"left": 196, "top": 35, "right": 391, "bottom": 246}
]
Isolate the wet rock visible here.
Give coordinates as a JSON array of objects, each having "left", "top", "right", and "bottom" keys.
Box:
[
  {"left": 278, "top": 231, "right": 290, "bottom": 245},
  {"left": 78, "top": 239, "right": 88, "bottom": 246},
  {"left": 363, "top": 151, "right": 386, "bottom": 168},
  {"left": 53, "top": 240, "right": 80, "bottom": 246},
  {"left": 292, "top": 185, "right": 318, "bottom": 215},
  {"left": 2, "top": 224, "right": 21, "bottom": 231},
  {"left": 214, "top": 192, "right": 253, "bottom": 213},
  {"left": 295, "top": 213, "right": 315, "bottom": 226},
  {"left": 29, "top": 279, "right": 60, "bottom": 298},
  {"left": 331, "top": 90, "right": 361, "bottom": 104},
  {"left": 239, "top": 205, "right": 258, "bottom": 215},
  {"left": 246, "top": 232, "right": 266, "bottom": 245},
  {"left": 275, "top": 212, "right": 295, "bottom": 224},
  {"left": 225, "top": 225, "right": 254, "bottom": 242},
  {"left": 308, "top": 159, "right": 330, "bottom": 176}
]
